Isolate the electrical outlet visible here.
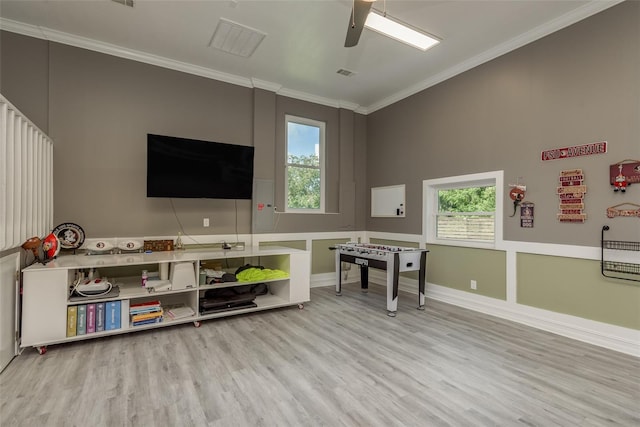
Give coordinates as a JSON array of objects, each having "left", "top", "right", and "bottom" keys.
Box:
[
  {"left": 470, "top": 280, "right": 477, "bottom": 290},
  {"left": 203, "top": 218, "right": 210, "bottom": 227}
]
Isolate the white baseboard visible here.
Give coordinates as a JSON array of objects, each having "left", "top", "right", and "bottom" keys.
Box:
[{"left": 361, "top": 270, "right": 640, "bottom": 357}]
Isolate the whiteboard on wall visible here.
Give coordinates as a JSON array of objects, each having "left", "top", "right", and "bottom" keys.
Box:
[{"left": 371, "top": 184, "right": 405, "bottom": 217}]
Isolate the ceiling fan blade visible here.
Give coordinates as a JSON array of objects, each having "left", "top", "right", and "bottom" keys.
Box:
[{"left": 344, "top": 0, "right": 374, "bottom": 48}]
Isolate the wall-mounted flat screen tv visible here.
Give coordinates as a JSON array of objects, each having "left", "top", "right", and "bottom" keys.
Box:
[{"left": 147, "top": 134, "right": 254, "bottom": 199}]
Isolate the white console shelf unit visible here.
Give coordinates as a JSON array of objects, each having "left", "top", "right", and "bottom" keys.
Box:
[{"left": 21, "top": 246, "right": 310, "bottom": 353}]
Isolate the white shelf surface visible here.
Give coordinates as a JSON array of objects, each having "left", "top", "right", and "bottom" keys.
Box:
[{"left": 24, "top": 246, "right": 305, "bottom": 271}]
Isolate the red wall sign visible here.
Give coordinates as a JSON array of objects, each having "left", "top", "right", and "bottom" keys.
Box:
[
  {"left": 541, "top": 141, "right": 607, "bottom": 161},
  {"left": 609, "top": 161, "right": 640, "bottom": 186}
]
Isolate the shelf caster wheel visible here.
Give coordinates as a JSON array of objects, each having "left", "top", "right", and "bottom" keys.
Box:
[
  {"left": 336, "top": 292, "right": 342, "bottom": 296},
  {"left": 193, "top": 321, "right": 201, "bottom": 328},
  {"left": 387, "top": 311, "right": 397, "bottom": 318},
  {"left": 298, "top": 303, "right": 304, "bottom": 310},
  {"left": 36, "top": 346, "right": 47, "bottom": 355},
  {"left": 417, "top": 305, "right": 425, "bottom": 311},
  {"left": 361, "top": 289, "right": 368, "bottom": 294}
]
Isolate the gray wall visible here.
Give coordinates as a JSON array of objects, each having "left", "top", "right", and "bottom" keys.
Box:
[
  {"left": 366, "top": 1, "right": 640, "bottom": 247},
  {"left": 0, "top": 31, "right": 49, "bottom": 133},
  {"left": 0, "top": 32, "right": 367, "bottom": 238},
  {"left": 1, "top": 1, "right": 637, "bottom": 246}
]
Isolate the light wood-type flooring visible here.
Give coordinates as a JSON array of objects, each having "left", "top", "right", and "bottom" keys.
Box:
[{"left": 1, "top": 283, "right": 639, "bottom": 426}]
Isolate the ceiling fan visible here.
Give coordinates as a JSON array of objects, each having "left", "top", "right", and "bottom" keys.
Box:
[{"left": 344, "top": 0, "right": 376, "bottom": 47}]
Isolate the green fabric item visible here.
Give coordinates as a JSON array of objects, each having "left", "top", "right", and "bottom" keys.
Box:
[
  {"left": 262, "top": 269, "right": 289, "bottom": 280},
  {"left": 236, "top": 268, "right": 288, "bottom": 282}
]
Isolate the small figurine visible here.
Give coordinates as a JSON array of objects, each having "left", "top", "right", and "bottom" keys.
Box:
[
  {"left": 21, "top": 233, "right": 60, "bottom": 265},
  {"left": 614, "top": 164, "right": 628, "bottom": 192},
  {"left": 509, "top": 186, "right": 526, "bottom": 217}
]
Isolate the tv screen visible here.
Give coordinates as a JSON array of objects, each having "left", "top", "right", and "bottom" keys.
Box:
[{"left": 147, "top": 134, "right": 254, "bottom": 199}]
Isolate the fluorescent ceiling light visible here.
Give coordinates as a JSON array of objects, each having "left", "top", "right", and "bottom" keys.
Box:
[{"left": 365, "top": 11, "right": 440, "bottom": 51}]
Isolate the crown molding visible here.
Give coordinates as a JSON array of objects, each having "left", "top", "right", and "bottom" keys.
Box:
[
  {"left": 277, "top": 86, "right": 360, "bottom": 112},
  {"left": 1, "top": 1, "right": 623, "bottom": 115},
  {"left": 0, "top": 18, "right": 254, "bottom": 89},
  {"left": 0, "top": 17, "right": 360, "bottom": 112},
  {"left": 250, "top": 78, "right": 282, "bottom": 93},
  {"left": 362, "top": 0, "right": 624, "bottom": 114}
]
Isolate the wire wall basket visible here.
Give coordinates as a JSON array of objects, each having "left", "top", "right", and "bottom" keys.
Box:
[{"left": 601, "top": 226, "right": 640, "bottom": 283}]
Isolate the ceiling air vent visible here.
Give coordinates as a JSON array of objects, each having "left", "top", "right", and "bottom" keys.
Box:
[
  {"left": 336, "top": 69, "right": 356, "bottom": 77},
  {"left": 112, "top": 0, "right": 134, "bottom": 7},
  {"left": 209, "top": 18, "right": 267, "bottom": 58}
]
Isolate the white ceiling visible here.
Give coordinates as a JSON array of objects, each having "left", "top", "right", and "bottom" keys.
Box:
[{"left": 0, "top": 0, "right": 623, "bottom": 114}]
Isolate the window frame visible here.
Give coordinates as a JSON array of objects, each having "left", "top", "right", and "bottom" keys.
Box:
[
  {"left": 284, "top": 114, "right": 326, "bottom": 213},
  {"left": 423, "top": 171, "right": 504, "bottom": 249}
]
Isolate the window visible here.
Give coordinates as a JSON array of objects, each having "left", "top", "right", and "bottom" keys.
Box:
[
  {"left": 285, "top": 115, "right": 325, "bottom": 212},
  {"left": 423, "top": 171, "right": 503, "bottom": 248}
]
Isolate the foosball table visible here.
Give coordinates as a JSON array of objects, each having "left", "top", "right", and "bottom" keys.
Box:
[{"left": 332, "top": 242, "right": 428, "bottom": 316}]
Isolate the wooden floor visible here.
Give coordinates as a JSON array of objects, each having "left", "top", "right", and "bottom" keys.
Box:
[{"left": 1, "top": 283, "right": 639, "bottom": 426}]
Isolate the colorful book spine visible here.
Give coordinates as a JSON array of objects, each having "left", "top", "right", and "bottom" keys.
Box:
[
  {"left": 86, "top": 304, "right": 96, "bottom": 334},
  {"left": 129, "top": 300, "right": 161, "bottom": 310},
  {"left": 132, "top": 317, "right": 163, "bottom": 327},
  {"left": 105, "top": 301, "right": 122, "bottom": 331},
  {"left": 129, "top": 306, "right": 162, "bottom": 315},
  {"left": 67, "top": 306, "right": 78, "bottom": 337},
  {"left": 96, "top": 302, "right": 105, "bottom": 332},
  {"left": 131, "top": 309, "right": 163, "bottom": 323},
  {"left": 76, "top": 305, "right": 87, "bottom": 335}
]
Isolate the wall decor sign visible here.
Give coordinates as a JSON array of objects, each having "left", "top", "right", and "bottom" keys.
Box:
[
  {"left": 520, "top": 202, "right": 534, "bottom": 228},
  {"left": 508, "top": 181, "right": 526, "bottom": 217},
  {"left": 557, "top": 169, "right": 587, "bottom": 223},
  {"left": 606, "top": 203, "right": 640, "bottom": 218},
  {"left": 609, "top": 159, "right": 640, "bottom": 192},
  {"left": 541, "top": 141, "right": 607, "bottom": 161}
]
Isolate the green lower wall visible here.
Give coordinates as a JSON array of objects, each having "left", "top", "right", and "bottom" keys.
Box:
[
  {"left": 259, "top": 240, "right": 307, "bottom": 250},
  {"left": 260, "top": 238, "right": 351, "bottom": 275},
  {"left": 311, "top": 238, "right": 351, "bottom": 274},
  {"left": 427, "top": 245, "right": 507, "bottom": 300},
  {"left": 517, "top": 253, "right": 640, "bottom": 330}
]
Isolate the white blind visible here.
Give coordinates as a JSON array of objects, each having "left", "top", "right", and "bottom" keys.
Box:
[{"left": 0, "top": 94, "right": 54, "bottom": 251}]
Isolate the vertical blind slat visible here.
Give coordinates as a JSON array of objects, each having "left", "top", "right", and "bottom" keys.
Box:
[
  {"left": 6, "top": 111, "right": 16, "bottom": 248},
  {"left": 0, "top": 102, "right": 7, "bottom": 248},
  {"left": 0, "top": 94, "right": 54, "bottom": 251}
]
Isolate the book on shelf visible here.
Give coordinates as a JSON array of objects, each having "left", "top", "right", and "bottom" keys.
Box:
[
  {"left": 132, "top": 317, "right": 163, "bottom": 327},
  {"left": 164, "top": 304, "right": 196, "bottom": 320},
  {"left": 131, "top": 309, "right": 164, "bottom": 323},
  {"left": 86, "top": 303, "right": 96, "bottom": 334},
  {"left": 105, "top": 301, "right": 121, "bottom": 331},
  {"left": 129, "top": 300, "right": 161, "bottom": 310},
  {"left": 130, "top": 301, "right": 162, "bottom": 314},
  {"left": 76, "top": 305, "right": 87, "bottom": 335},
  {"left": 96, "top": 302, "right": 105, "bottom": 332},
  {"left": 67, "top": 306, "right": 77, "bottom": 337},
  {"left": 129, "top": 306, "right": 162, "bottom": 315}
]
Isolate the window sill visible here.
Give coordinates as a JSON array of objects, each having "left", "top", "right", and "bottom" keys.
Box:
[{"left": 427, "top": 238, "right": 498, "bottom": 250}]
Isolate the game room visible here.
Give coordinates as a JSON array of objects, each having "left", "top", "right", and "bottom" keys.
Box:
[{"left": 1, "top": 1, "right": 638, "bottom": 425}]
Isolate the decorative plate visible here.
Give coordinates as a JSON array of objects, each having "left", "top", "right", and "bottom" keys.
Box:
[
  {"left": 85, "top": 240, "right": 114, "bottom": 252},
  {"left": 118, "top": 239, "right": 143, "bottom": 251},
  {"left": 52, "top": 223, "right": 85, "bottom": 250}
]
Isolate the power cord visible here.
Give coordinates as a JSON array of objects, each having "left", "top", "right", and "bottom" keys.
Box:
[
  {"left": 170, "top": 198, "right": 245, "bottom": 250},
  {"left": 69, "top": 275, "right": 113, "bottom": 298}
]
